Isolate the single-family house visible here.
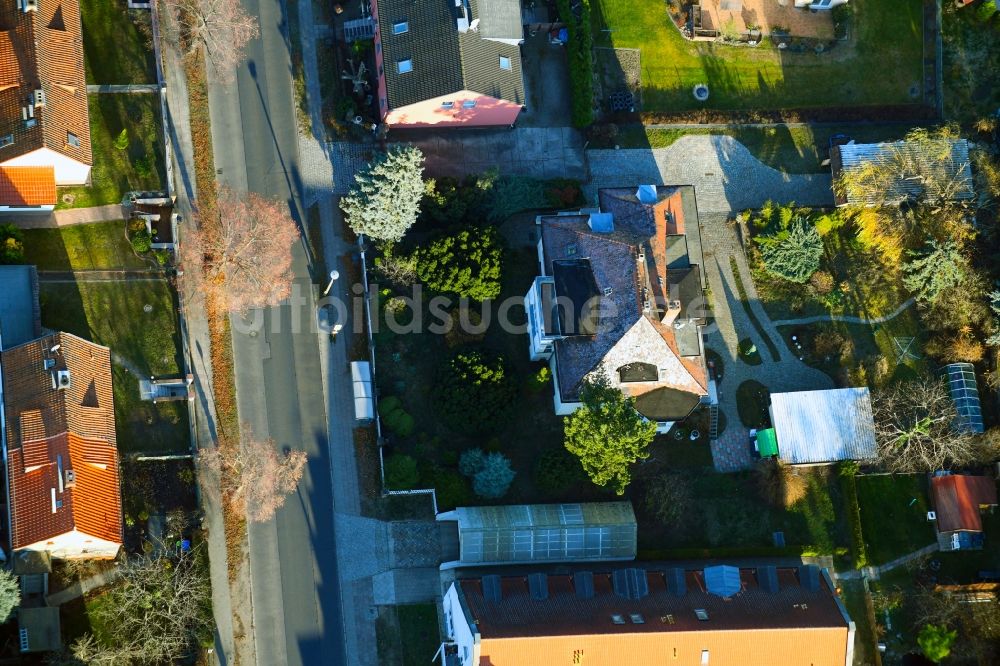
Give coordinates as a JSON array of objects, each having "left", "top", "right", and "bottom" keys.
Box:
[
  {"left": 2, "top": 332, "right": 124, "bottom": 559},
  {"left": 930, "top": 473, "right": 998, "bottom": 552},
  {"left": 769, "top": 388, "right": 877, "bottom": 465},
  {"left": 436, "top": 502, "right": 637, "bottom": 568},
  {"left": 440, "top": 563, "right": 855, "bottom": 666},
  {"left": 830, "top": 138, "right": 975, "bottom": 207},
  {"left": 0, "top": 0, "right": 91, "bottom": 211},
  {"left": 371, "top": 0, "right": 525, "bottom": 128},
  {"left": 525, "top": 185, "right": 711, "bottom": 432}
]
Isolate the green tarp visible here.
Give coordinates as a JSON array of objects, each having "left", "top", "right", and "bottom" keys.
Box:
[{"left": 757, "top": 428, "right": 779, "bottom": 457}]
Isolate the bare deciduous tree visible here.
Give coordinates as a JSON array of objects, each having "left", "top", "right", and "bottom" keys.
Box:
[
  {"left": 201, "top": 423, "right": 307, "bottom": 522},
  {"left": 180, "top": 187, "right": 300, "bottom": 314},
  {"left": 45, "top": 550, "right": 212, "bottom": 665},
  {"left": 165, "top": 0, "right": 259, "bottom": 79},
  {"left": 872, "top": 377, "right": 987, "bottom": 472}
]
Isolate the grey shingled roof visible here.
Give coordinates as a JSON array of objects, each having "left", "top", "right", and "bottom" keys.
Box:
[
  {"left": 771, "top": 388, "right": 877, "bottom": 464},
  {"left": 833, "top": 139, "right": 975, "bottom": 207},
  {"left": 376, "top": 0, "right": 524, "bottom": 110}
]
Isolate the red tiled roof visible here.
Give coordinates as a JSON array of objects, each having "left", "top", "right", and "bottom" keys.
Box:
[
  {"left": 0, "top": 165, "right": 55, "bottom": 205},
  {"left": 3, "top": 332, "right": 122, "bottom": 549},
  {"left": 0, "top": 0, "right": 91, "bottom": 166},
  {"left": 932, "top": 475, "right": 998, "bottom": 533}
]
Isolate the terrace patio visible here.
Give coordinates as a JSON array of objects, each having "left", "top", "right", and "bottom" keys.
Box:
[{"left": 695, "top": 0, "right": 836, "bottom": 39}]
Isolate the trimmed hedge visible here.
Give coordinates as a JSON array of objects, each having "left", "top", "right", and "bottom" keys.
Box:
[
  {"left": 638, "top": 545, "right": 848, "bottom": 561},
  {"left": 556, "top": 0, "right": 594, "bottom": 127},
  {"left": 838, "top": 461, "right": 869, "bottom": 569}
]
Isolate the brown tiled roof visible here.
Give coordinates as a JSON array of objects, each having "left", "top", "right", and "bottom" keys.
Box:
[
  {"left": 3, "top": 332, "right": 122, "bottom": 549},
  {"left": 460, "top": 567, "right": 851, "bottom": 666},
  {"left": 0, "top": 0, "right": 91, "bottom": 166},
  {"left": 541, "top": 186, "right": 708, "bottom": 408},
  {"left": 932, "top": 475, "right": 998, "bottom": 533},
  {"left": 0, "top": 165, "right": 54, "bottom": 204}
]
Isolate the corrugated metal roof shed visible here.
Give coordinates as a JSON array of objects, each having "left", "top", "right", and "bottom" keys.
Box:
[
  {"left": 452, "top": 502, "right": 637, "bottom": 565},
  {"left": 834, "top": 139, "right": 975, "bottom": 207},
  {"left": 771, "top": 388, "right": 877, "bottom": 465}
]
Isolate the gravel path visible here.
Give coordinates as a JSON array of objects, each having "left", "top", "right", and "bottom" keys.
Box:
[{"left": 771, "top": 298, "right": 916, "bottom": 327}]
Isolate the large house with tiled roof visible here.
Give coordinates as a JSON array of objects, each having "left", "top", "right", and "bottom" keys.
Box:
[
  {"left": 371, "top": 0, "right": 525, "bottom": 128},
  {"left": 440, "top": 564, "right": 855, "bottom": 666},
  {"left": 2, "top": 331, "right": 123, "bottom": 559},
  {"left": 525, "top": 185, "right": 712, "bottom": 432},
  {"left": 0, "top": 0, "right": 91, "bottom": 208}
]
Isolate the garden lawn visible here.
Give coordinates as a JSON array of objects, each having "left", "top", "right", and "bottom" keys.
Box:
[
  {"left": 838, "top": 579, "right": 879, "bottom": 665},
  {"left": 58, "top": 95, "right": 166, "bottom": 209},
  {"left": 39, "top": 280, "right": 189, "bottom": 454},
  {"left": 856, "top": 473, "right": 935, "bottom": 565},
  {"left": 612, "top": 123, "right": 919, "bottom": 173},
  {"left": 591, "top": 0, "right": 924, "bottom": 112},
  {"left": 80, "top": 0, "right": 156, "bottom": 84},
  {"left": 942, "top": 3, "right": 1000, "bottom": 122},
  {"left": 22, "top": 222, "right": 149, "bottom": 271},
  {"left": 376, "top": 604, "right": 441, "bottom": 666}
]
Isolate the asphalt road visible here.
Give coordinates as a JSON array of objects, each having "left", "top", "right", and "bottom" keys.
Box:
[{"left": 206, "top": 0, "right": 346, "bottom": 662}]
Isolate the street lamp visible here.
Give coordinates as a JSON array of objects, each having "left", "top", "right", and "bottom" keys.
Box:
[{"left": 322, "top": 269, "right": 340, "bottom": 296}]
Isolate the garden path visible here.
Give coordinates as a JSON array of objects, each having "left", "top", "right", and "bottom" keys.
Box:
[
  {"left": 6, "top": 204, "right": 124, "bottom": 228},
  {"left": 836, "top": 542, "right": 940, "bottom": 581},
  {"left": 46, "top": 568, "right": 121, "bottom": 606},
  {"left": 771, "top": 297, "right": 916, "bottom": 327}
]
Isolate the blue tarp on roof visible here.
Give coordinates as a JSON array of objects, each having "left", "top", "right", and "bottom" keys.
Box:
[{"left": 705, "top": 565, "right": 741, "bottom": 598}]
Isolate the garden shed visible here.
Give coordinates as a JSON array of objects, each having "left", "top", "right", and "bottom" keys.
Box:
[
  {"left": 770, "top": 388, "right": 876, "bottom": 465},
  {"left": 437, "top": 502, "right": 637, "bottom": 567}
]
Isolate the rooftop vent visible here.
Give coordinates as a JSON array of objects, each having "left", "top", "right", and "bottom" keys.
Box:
[
  {"left": 704, "top": 565, "right": 741, "bottom": 599},
  {"left": 528, "top": 573, "right": 548, "bottom": 601},
  {"left": 52, "top": 369, "right": 71, "bottom": 390},
  {"left": 636, "top": 184, "right": 658, "bottom": 204},
  {"left": 574, "top": 571, "right": 594, "bottom": 599},
  {"left": 666, "top": 568, "right": 687, "bottom": 597},
  {"left": 22, "top": 0, "right": 38, "bottom": 13},
  {"left": 482, "top": 575, "right": 502, "bottom": 603},
  {"left": 757, "top": 565, "right": 779, "bottom": 594},
  {"left": 612, "top": 568, "right": 649, "bottom": 600},
  {"left": 588, "top": 212, "right": 614, "bottom": 233},
  {"left": 800, "top": 565, "right": 820, "bottom": 592}
]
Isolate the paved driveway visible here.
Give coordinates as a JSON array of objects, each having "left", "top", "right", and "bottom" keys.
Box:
[{"left": 587, "top": 135, "right": 834, "bottom": 212}]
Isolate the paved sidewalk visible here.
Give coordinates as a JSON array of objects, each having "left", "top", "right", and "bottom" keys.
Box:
[
  {"left": 46, "top": 569, "right": 120, "bottom": 606},
  {"left": 838, "top": 543, "right": 940, "bottom": 581},
  {"left": 87, "top": 84, "right": 161, "bottom": 93},
  {"left": 6, "top": 204, "right": 124, "bottom": 228}
]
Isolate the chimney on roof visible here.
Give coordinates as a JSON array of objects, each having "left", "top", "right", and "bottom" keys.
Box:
[
  {"left": 19, "top": 0, "right": 38, "bottom": 13},
  {"left": 52, "top": 369, "right": 71, "bottom": 390},
  {"left": 660, "top": 282, "right": 683, "bottom": 326}
]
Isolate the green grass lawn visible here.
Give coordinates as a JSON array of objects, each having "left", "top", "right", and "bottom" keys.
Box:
[
  {"left": 22, "top": 221, "right": 149, "bottom": 270},
  {"left": 39, "top": 280, "right": 189, "bottom": 454},
  {"left": 80, "top": 0, "right": 156, "bottom": 84},
  {"left": 942, "top": 4, "right": 1000, "bottom": 121},
  {"left": 856, "top": 473, "right": 935, "bottom": 565},
  {"left": 375, "top": 604, "right": 441, "bottom": 666},
  {"left": 612, "top": 123, "right": 919, "bottom": 173},
  {"left": 838, "top": 579, "right": 880, "bottom": 665},
  {"left": 58, "top": 94, "right": 166, "bottom": 209},
  {"left": 591, "top": 0, "right": 924, "bottom": 112}
]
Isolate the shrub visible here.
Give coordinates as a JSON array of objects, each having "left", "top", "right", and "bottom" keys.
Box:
[
  {"left": 378, "top": 396, "right": 402, "bottom": 417},
  {"left": 458, "top": 448, "right": 486, "bottom": 477},
  {"left": 472, "top": 452, "right": 516, "bottom": 499},
  {"left": 379, "top": 396, "right": 415, "bottom": 437},
  {"left": 113, "top": 128, "right": 130, "bottom": 151},
  {"left": 918, "top": 624, "right": 957, "bottom": 663},
  {"left": 526, "top": 366, "right": 552, "bottom": 393},
  {"left": 154, "top": 249, "right": 172, "bottom": 266},
  {"left": 837, "top": 461, "right": 868, "bottom": 569},
  {"left": 809, "top": 270, "right": 835, "bottom": 295},
  {"left": 975, "top": 0, "right": 998, "bottom": 23},
  {"left": 131, "top": 228, "right": 153, "bottom": 254},
  {"left": 534, "top": 448, "right": 586, "bottom": 494},
  {"left": 0, "top": 224, "right": 24, "bottom": 264},
  {"left": 444, "top": 309, "right": 487, "bottom": 348},
  {"left": 643, "top": 474, "right": 693, "bottom": 526},
  {"left": 436, "top": 350, "right": 517, "bottom": 434},
  {"left": 384, "top": 454, "right": 420, "bottom": 490},
  {"left": 412, "top": 227, "right": 503, "bottom": 300},
  {"left": 757, "top": 218, "right": 822, "bottom": 284},
  {"left": 545, "top": 179, "right": 583, "bottom": 208},
  {"left": 555, "top": 0, "right": 593, "bottom": 127},
  {"left": 754, "top": 459, "right": 808, "bottom": 508},
  {"left": 431, "top": 468, "right": 472, "bottom": 510}
]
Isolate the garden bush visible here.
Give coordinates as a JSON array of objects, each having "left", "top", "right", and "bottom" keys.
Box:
[
  {"left": 526, "top": 366, "right": 552, "bottom": 393},
  {"left": 458, "top": 448, "right": 486, "bottom": 477},
  {"left": 643, "top": 474, "right": 693, "bottom": 527},
  {"left": 837, "top": 461, "right": 868, "bottom": 569},
  {"left": 412, "top": 227, "right": 503, "bottom": 300},
  {"left": 472, "top": 452, "right": 516, "bottom": 499},
  {"left": 379, "top": 396, "right": 415, "bottom": 437},
  {"left": 0, "top": 224, "right": 24, "bottom": 264},
  {"left": 430, "top": 468, "right": 472, "bottom": 510},
  {"left": 757, "top": 218, "right": 822, "bottom": 284},
  {"left": 384, "top": 454, "right": 420, "bottom": 490},
  {"left": 378, "top": 396, "right": 402, "bottom": 416},
  {"left": 131, "top": 228, "right": 152, "bottom": 254},
  {"left": 436, "top": 350, "right": 517, "bottom": 434},
  {"left": 555, "top": 0, "right": 593, "bottom": 127},
  {"left": 533, "top": 449, "right": 586, "bottom": 494}
]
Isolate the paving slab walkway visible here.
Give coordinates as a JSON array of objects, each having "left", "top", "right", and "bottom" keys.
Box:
[
  {"left": 5, "top": 204, "right": 124, "bottom": 228},
  {"left": 46, "top": 568, "right": 120, "bottom": 606}
]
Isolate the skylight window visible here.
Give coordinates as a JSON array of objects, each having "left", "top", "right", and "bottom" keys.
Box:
[
  {"left": 397, "top": 59, "right": 413, "bottom": 74},
  {"left": 441, "top": 101, "right": 455, "bottom": 109},
  {"left": 462, "top": 99, "right": 477, "bottom": 109},
  {"left": 695, "top": 608, "right": 709, "bottom": 621},
  {"left": 499, "top": 55, "right": 512, "bottom": 71},
  {"left": 0, "top": 134, "right": 12, "bottom": 148},
  {"left": 610, "top": 614, "right": 626, "bottom": 625},
  {"left": 393, "top": 21, "right": 409, "bottom": 34},
  {"left": 67, "top": 131, "right": 80, "bottom": 147}
]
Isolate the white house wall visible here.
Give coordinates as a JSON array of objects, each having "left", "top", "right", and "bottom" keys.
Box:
[
  {"left": 1, "top": 148, "right": 91, "bottom": 186},
  {"left": 18, "top": 529, "right": 121, "bottom": 560},
  {"left": 442, "top": 583, "right": 480, "bottom": 666}
]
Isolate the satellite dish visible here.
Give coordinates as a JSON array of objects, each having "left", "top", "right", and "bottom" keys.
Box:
[{"left": 469, "top": 18, "right": 480, "bottom": 31}]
